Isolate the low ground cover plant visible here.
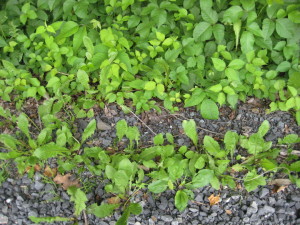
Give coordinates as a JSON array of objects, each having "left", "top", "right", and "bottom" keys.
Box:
[{"left": 0, "top": 0, "right": 300, "bottom": 224}]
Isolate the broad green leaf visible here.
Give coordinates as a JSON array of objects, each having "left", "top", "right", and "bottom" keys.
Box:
[
  {"left": 118, "top": 51, "right": 132, "bottom": 73},
  {"left": 0, "top": 134, "right": 19, "bottom": 151},
  {"left": 118, "top": 158, "right": 134, "bottom": 177},
  {"left": 290, "top": 161, "right": 300, "bottom": 172},
  {"left": 153, "top": 133, "right": 164, "bottom": 145},
  {"left": 276, "top": 18, "right": 295, "bottom": 39},
  {"left": 116, "top": 119, "right": 128, "bottom": 140},
  {"left": 194, "top": 156, "right": 205, "bottom": 169},
  {"left": 288, "top": 11, "right": 300, "bottom": 23},
  {"left": 262, "top": 18, "right": 275, "bottom": 39},
  {"left": 114, "top": 170, "right": 129, "bottom": 188},
  {"left": 128, "top": 203, "right": 142, "bottom": 215},
  {"left": 244, "top": 170, "right": 266, "bottom": 192},
  {"left": 151, "top": 8, "right": 167, "bottom": 27},
  {"left": 223, "top": 6, "right": 243, "bottom": 24},
  {"left": 209, "top": 84, "right": 222, "bottom": 92},
  {"left": 200, "top": 99, "right": 219, "bottom": 120},
  {"left": 83, "top": 36, "right": 94, "bottom": 55},
  {"left": 276, "top": 61, "right": 291, "bottom": 72},
  {"left": 241, "top": 0, "right": 255, "bottom": 11},
  {"left": 191, "top": 169, "right": 214, "bottom": 188},
  {"left": 257, "top": 120, "right": 270, "bottom": 137},
  {"left": 67, "top": 186, "right": 88, "bottom": 216},
  {"left": 212, "top": 24, "right": 225, "bottom": 44},
  {"left": 56, "top": 21, "right": 79, "bottom": 42},
  {"left": 128, "top": 15, "right": 140, "bottom": 28},
  {"left": 29, "top": 217, "right": 70, "bottom": 223},
  {"left": 88, "top": 203, "right": 119, "bottom": 218},
  {"left": 228, "top": 59, "right": 245, "bottom": 70},
  {"left": 77, "top": 69, "right": 90, "bottom": 89},
  {"left": 144, "top": 81, "right": 156, "bottom": 91},
  {"left": 224, "top": 131, "right": 239, "bottom": 159},
  {"left": 210, "top": 175, "right": 220, "bottom": 190},
  {"left": 202, "top": 9, "right": 218, "bottom": 24},
  {"left": 148, "top": 179, "right": 168, "bottom": 193},
  {"left": 200, "top": 0, "right": 212, "bottom": 10},
  {"left": 33, "top": 143, "right": 69, "bottom": 160},
  {"left": 175, "top": 190, "right": 189, "bottom": 212},
  {"left": 17, "top": 113, "right": 30, "bottom": 139},
  {"left": 233, "top": 20, "right": 241, "bottom": 49},
  {"left": 81, "top": 119, "right": 96, "bottom": 143},
  {"left": 182, "top": 120, "right": 198, "bottom": 146},
  {"left": 203, "top": 136, "right": 220, "bottom": 156},
  {"left": 240, "top": 31, "right": 254, "bottom": 53},
  {"left": 281, "top": 134, "right": 299, "bottom": 144},
  {"left": 193, "top": 22, "right": 212, "bottom": 41},
  {"left": 211, "top": 58, "right": 226, "bottom": 71}
]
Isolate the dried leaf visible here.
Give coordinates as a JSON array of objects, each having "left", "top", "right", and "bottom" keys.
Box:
[
  {"left": 225, "top": 209, "right": 232, "bottom": 215},
  {"left": 272, "top": 185, "right": 287, "bottom": 193},
  {"left": 268, "top": 179, "right": 292, "bottom": 186},
  {"left": 107, "top": 196, "right": 121, "bottom": 204},
  {"left": 43, "top": 166, "right": 57, "bottom": 178},
  {"left": 208, "top": 194, "right": 221, "bottom": 206},
  {"left": 34, "top": 164, "right": 41, "bottom": 172},
  {"left": 53, "top": 173, "right": 80, "bottom": 190}
]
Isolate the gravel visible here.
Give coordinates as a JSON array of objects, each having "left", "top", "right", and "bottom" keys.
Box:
[{"left": 1, "top": 100, "right": 300, "bottom": 224}]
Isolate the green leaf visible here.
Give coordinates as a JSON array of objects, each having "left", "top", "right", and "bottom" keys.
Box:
[
  {"left": 153, "top": 133, "right": 164, "bottom": 145},
  {"left": 200, "top": 0, "right": 213, "bottom": 10},
  {"left": 148, "top": 179, "right": 168, "bottom": 193},
  {"left": 56, "top": 21, "right": 79, "bottom": 42},
  {"left": 211, "top": 58, "right": 226, "bottom": 71},
  {"left": 116, "top": 209, "right": 130, "bottom": 225},
  {"left": 276, "top": 18, "right": 295, "bottom": 39},
  {"left": 128, "top": 203, "right": 142, "bottom": 215},
  {"left": 33, "top": 143, "right": 69, "bottom": 160},
  {"left": 128, "top": 15, "right": 140, "bottom": 28},
  {"left": 244, "top": 170, "right": 266, "bottom": 192},
  {"left": 276, "top": 61, "right": 291, "bottom": 72},
  {"left": 212, "top": 24, "right": 225, "bottom": 44},
  {"left": 83, "top": 36, "right": 94, "bottom": 55},
  {"left": 116, "top": 119, "right": 128, "bottom": 140},
  {"left": 81, "top": 119, "right": 96, "bottom": 143},
  {"left": 182, "top": 120, "right": 198, "bottom": 146},
  {"left": 144, "top": 81, "right": 156, "bottom": 91},
  {"left": 257, "top": 120, "right": 270, "bottom": 137},
  {"left": 290, "top": 161, "right": 300, "bottom": 172},
  {"left": 191, "top": 169, "right": 214, "bottom": 188},
  {"left": 194, "top": 156, "right": 205, "bottom": 169},
  {"left": 77, "top": 69, "right": 90, "bottom": 89},
  {"left": 202, "top": 9, "right": 218, "bottom": 24},
  {"left": 118, "top": 51, "right": 132, "bottom": 73},
  {"left": 67, "top": 186, "right": 88, "bottom": 216},
  {"left": 223, "top": 6, "right": 243, "bottom": 24},
  {"left": 151, "top": 8, "right": 167, "bottom": 27},
  {"left": 175, "top": 190, "right": 189, "bottom": 212},
  {"left": 200, "top": 99, "right": 219, "bottom": 120},
  {"left": 228, "top": 59, "right": 245, "bottom": 70},
  {"left": 224, "top": 131, "right": 239, "bottom": 158},
  {"left": 240, "top": 31, "right": 254, "bottom": 53},
  {"left": 17, "top": 113, "right": 30, "bottom": 139},
  {"left": 88, "top": 203, "right": 119, "bottom": 218},
  {"left": 204, "top": 136, "right": 220, "bottom": 156},
  {"left": 114, "top": 170, "right": 129, "bottom": 188},
  {"left": 262, "top": 18, "right": 275, "bottom": 39},
  {"left": 193, "top": 22, "right": 212, "bottom": 41},
  {"left": 29, "top": 216, "right": 70, "bottom": 223}
]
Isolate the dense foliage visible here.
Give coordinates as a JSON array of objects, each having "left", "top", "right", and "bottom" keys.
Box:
[{"left": 0, "top": 0, "right": 300, "bottom": 224}]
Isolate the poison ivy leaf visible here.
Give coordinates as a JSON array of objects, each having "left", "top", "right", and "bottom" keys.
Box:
[
  {"left": 228, "top": 59, "right": 245, "bottom": 70},
  {"left": 182, "top": 120, "right": 198, "bottom": 146},
  {"left": 56, "top": 21, "right": 79, "bottom": 42},
  {"left": 88, "top": 203, "right": 119, "bottom": 218},
  {"left": 262, "top": 18, "right": 275, "bottom": 39},
  {"left": 244, "top": 170, "right": 266, "bottom": 192},
  {"left": 213, "top": 24, "right": 225, "bottom": 44},
  {"left": 211, "top": 58, "right": 226, "bottom": 71},
  {"left": 175, "top": 190, "right": 189, "bottom": 212},
  {"left": 77, "top": 69, "right": 90, "bottom": 89},
  {"left": 148, "top": 179, "right": 168, "bottom": 193},
  {"left": 67, "top": 186, "right": 87, "bottom": 216},
  {"left": 240, "top": 31, "right": 254, "bottom": 53},
  {"left": 193, "top": 22, "right": 212, "bottom": 41},
  {"left": 276, "top": 18, "right": 295, "bottom": 39},
  {"left": 200, "top": 99, "right": 219, "bottom": 120},
  {"left": 81, "top": 119, "right": 96, "bottom": 144}
]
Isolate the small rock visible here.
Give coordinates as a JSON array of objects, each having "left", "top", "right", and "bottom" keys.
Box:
[
  {"left": 97, "top": 119, "right": 111, "bottom": 131},
  {"left": 34, "top": 181, "right": 45, "bottom": 191},
  {"left": 161, "top": 215, "right": 173, "bottom": 222},
  {"left": 291, "top": 195, "right": 300, "bottom": 202},
  {"left": 189, "top": 208, "right": 198, "bottom": 213},
  {"left": 259, "top": 205, "right": 275, "bottom": 215},
  {"left": 247, "top": 201, "right": 258, "bottom": 215},
  {"left": 259, "top": 188, "right": 269, "bottom": 198},
  {"left": 1, "top": 206, "right": 8, "bottom": 214},
  {"left": 0, "top": 214, "right": 8, "bottom": 224}
]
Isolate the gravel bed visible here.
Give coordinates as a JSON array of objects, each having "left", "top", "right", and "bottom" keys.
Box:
[{"left": 0, "top": 99, "right": 300, "bottom": 224}]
